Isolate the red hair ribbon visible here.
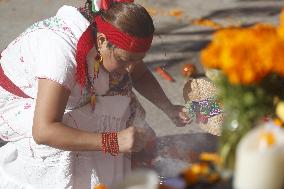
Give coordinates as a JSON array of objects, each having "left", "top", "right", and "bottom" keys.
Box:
[
  {"left": 95, "top": 16, "right": 153, "bottom": 52},
  {"left": 76, "top": 25, "right": 95, "bottom": 87},
  {"left": 100, "top": 0, "right": 134, "bottom": 11}
]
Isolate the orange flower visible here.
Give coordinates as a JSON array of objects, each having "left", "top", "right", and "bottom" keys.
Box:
[
  {"left": 201, "top": 23, "right": 283, "bottom": 85},
  {"left": 191, "top": 19, "right": 223, "bottom": 29},
  {"left": 271, "top": 41, "right": 284, "bottom": 75},
  {"left": 169, "top": 8, "right": 184, "bottom": 18},
  {"left": 200, "top": 43, "right": 222, "bottom": 69},
  {"left": 278, "top": 9, "right": 284, "bottom": 40}
]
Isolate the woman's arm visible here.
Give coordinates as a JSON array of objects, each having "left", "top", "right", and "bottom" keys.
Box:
[
  {"left": 131, "top": 61, "right": 172, "bottom": 113},
  {"left": 131, "top": 61, "right": 190, "bottom": 126},
  {"left": 32, "top": 79, "right": 102, "bottom": 151},
  {"left": 32, "top": 79, "right": 142, "bottom": 152}
]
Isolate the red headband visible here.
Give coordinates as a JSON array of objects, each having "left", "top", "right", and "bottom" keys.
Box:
[{"left": 95, "top": 16, "right": 153, "bottom": 52}]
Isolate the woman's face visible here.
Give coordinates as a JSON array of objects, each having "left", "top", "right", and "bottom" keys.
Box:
[{"left": 97, "top": 34, "right": 146, "bottom": 73}]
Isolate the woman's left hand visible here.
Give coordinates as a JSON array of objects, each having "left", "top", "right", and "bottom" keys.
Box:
[{"left": 164, "top": 104, "right": 191, "bottom": 127}]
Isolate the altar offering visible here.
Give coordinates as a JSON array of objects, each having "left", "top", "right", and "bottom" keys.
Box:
[
  {"left": 116, "top": 170, "right": 159, "bottom": 189},
  {"left": 234, "top": 123, "right": 284, "bottom": 189}
]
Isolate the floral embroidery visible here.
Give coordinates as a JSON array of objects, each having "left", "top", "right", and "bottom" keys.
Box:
[
  {"left": 10, "top": 16, "right": 76, "bottom": 46},
  {"left": 0, "top": 87, "right": 21, "bottom": 103},
  {"left": 104, "top": 72, "right": 132, "bottom": 97},
  {"left": 185, "top": 97, "right": 223, "bottom": 124},
  {"left": 20, "top": 56, "right": 24, "bottom": 63},
  {"left": 24, "top": 103, "right": 31, "bottom": 109},
  {"left": 0, "top": 115, "right": 24, "bottom": 137},
  {"left": 20, "top": 83, "right": 33, "bottom": 91}
]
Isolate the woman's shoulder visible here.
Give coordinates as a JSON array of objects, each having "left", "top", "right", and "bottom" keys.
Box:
[
  {"left": 7, "top": 5, "right": 89, "bottom": 48},
  {"left": 55, "top": 5, "right": 90, "bottom": 40},
  {"left": 2, "top": 7, "right": 90, "bottom": 56}
]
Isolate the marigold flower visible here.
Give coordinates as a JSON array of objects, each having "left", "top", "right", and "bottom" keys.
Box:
[
  {"left": 201, "top": 22, "right": 284, "bottom": 85},
  {"left": 278, "top": 9, "right": 284, "bottom": 40},
  {"left": 169, "top": 9, "right": 183, "bottom": 18},
  {"left": 191, "top": 19, "right": 222, "bottom": 29}
]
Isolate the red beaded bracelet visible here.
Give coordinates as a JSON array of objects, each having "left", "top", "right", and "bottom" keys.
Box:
[{"left": 101, "top": 132, "right": 119, "bottom": 156}]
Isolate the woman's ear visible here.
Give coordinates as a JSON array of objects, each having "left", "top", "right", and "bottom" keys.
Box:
[{"left": 97, "top": 33, "right": 107, "bottom": 50}]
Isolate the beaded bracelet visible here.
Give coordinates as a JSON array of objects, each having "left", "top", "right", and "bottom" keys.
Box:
[{"left": 101, "top": 132, "right": 119, "bottom": 156}]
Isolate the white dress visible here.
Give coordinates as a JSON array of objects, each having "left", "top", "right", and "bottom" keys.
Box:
[{"left": 0, "top": 5, "right": 150, "bottom": 189}]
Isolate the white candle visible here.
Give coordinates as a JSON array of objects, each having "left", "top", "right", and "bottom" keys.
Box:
[
  {"left": 116, "top": 170, "right": 159, "bottom": 189},
  {"left": 234, "top": 125, "right": 284, "bottom": 189}
]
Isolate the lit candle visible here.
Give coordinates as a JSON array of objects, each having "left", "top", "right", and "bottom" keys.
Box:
[{"left": 234, "top": 124, "right": 284, "bottom": 189}]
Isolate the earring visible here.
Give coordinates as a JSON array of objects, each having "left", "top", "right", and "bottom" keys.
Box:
[
  {"left": 94, "top": 53, "right": 103, "bottom": 78},
  {"left": 91, "top": 53, "right": 103, "bottom": 111}
]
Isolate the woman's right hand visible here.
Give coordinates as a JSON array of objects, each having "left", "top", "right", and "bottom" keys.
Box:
[{"left": 117, "top": 127, "right": 147, "bottom": 153}]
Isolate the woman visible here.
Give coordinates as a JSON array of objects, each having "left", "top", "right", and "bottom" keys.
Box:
[{"left": 0, "top": 0, "right": 189, "bottom": 188}]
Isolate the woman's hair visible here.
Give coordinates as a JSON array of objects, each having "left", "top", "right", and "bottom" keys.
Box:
[
  {"left": 83, "top": 1, "right": 155, "bottom": 38},
  {"left": 101, "top": 3, "right": 155, "bottom": 38}
]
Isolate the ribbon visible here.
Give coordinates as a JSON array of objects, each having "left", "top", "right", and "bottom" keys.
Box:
[{"left": 92, "top": 0, "right": 134, "bottom": 12}]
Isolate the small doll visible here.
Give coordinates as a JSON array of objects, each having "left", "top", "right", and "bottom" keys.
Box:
[{"left": 183, "top": 75, "right": 224, "bottom": 136}]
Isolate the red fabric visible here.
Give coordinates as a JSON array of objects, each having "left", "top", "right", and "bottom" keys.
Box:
[
  {"left": 0, "top": 64, "right": 31, "bottom": 98},
  {"left": 95, "top": 16, "right": 153, "bottom": 52},
  {"left": 75, "top": 25, "right": 95, "bottom": 87},
  {"left": 100, "top": 0, "right": 134, "bottom": 11}
]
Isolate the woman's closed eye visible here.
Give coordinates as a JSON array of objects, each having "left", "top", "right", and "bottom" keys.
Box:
[{"left": 116, "top": 58, "right": 129, "bottom": 65}]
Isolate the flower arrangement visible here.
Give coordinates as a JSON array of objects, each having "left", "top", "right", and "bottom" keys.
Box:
[{"left": 200, "top": 9, "right": 284, "bottom": 170}]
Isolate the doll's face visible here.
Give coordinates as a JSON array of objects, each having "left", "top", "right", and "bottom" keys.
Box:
[{"left": 97, "top": 33, "right": 146, "bottom": 73}]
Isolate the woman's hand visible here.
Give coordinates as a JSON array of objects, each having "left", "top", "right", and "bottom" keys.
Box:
[
  {"left": 117, "top": 127, "right": 147, "bottom": 153},
  {"left": 164, "top": 104, "right": 191, "bottom": 127}
]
